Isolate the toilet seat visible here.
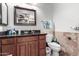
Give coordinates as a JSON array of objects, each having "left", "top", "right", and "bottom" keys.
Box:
[
  {"left": 48, "top": 42, "right": 60, "bottom": 48},
  {"left": 48, "top": 42, "right": 61, "bottom": 52}
]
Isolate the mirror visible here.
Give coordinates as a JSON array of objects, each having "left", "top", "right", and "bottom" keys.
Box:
[{"left": 0, "top": 3, "right": 8, "bottom": 26}]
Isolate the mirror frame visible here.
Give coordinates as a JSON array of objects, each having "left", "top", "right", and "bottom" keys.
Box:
[{"left": 0, "top": 3, "right": 8, "bottom": 26}]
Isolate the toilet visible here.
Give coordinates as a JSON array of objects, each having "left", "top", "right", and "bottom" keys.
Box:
[{"left": 46, "top": 33, "right": 61, "bottom": 56}]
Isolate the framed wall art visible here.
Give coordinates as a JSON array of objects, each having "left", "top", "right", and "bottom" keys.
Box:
[{"left": 14, "top": 6, "right": 36, "bottom": 26}]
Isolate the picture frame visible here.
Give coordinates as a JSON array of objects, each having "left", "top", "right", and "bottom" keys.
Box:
[
  {"left": 14, "top": 6, "right": 36, "bottom": 26},
  {"left": 0, "top": 3, "right": 8, "bottom": 26}
]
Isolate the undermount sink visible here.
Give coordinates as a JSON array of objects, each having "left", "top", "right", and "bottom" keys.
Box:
[{"left": 20, "top": 30, "right": 40, "bottom": 35}]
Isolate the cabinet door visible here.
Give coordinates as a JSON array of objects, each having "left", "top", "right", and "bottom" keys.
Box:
[
  {"left": 0, "top": 44, "right": 1, "bottom": 56},
  {"left": 38, "top": 35, "right": 46, "bottom": 56},
  {"left": 17, "top": 42, "right": 29, "bottom": 56},
  {"left": 17, "top": 41, "right": 38, "bottom": 56},
  {"left": 2, "top": 44, "right": 16, "bottom": 56},
  {"left": 0, "top": 39, "right": 1, "bottom": 56},
  {"left": 28, "top": 40, "right": 38, "bottom": 56},
  {"left": 16, "top": 36, "right": 38, "bottom": 56}
]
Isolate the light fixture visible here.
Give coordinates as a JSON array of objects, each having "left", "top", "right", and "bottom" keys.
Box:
[{"left": 26, "top": 3, "right": 38, "bottom": 6}]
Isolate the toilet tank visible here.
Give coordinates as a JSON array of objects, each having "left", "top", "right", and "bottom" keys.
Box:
[{"left": 46, "top": 33, "right": 54, "bottom": 43}]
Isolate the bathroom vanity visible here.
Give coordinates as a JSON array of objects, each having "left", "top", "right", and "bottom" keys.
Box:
[{"left": 0, "top": 34, "right": 46, "bottom": 56}]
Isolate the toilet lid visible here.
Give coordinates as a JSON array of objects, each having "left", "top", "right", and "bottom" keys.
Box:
[{"left": 48, "top": 42, "right": 60, "bottom": 48}]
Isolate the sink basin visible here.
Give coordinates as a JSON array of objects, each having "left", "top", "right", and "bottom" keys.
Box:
[{"left": 20, "top": 30, "right": 40, "bottom": 35}]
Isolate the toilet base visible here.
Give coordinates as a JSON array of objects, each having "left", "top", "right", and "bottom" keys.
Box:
[{"left": 52, "top": 51, "right": 59, "bottom": 56}]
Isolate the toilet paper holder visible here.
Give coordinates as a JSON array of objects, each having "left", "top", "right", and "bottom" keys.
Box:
[{"left": 67, "top": 37, "right": 72, "bottom": 40}]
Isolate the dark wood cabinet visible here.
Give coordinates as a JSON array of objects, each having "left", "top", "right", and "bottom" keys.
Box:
[
  {"left": 17, "top": 42, "right": 29, "bottom": 56},
  {"left": 1, "top": 37, "right": 16, "bottom": 56},
  {"left": 0, "top": 45, "right": 1, "bottom": 56},
  {"left": 28, "top": 41, "right": 38, "bottom": 56},
  {"left": 0, "top": 34, "right": 46, "bottom": 56},
  {"left": 39, "top": 49, "right": 46, "bottom": 56},
  {"left": 16, "top": 36, "right": 38, "bottom": 56},
  {"left": 0, "top": 39, "right": 1, "bottom": 56},
  {"left": 2, "top": 44, "right": 16, "bottom": 56},
  {"left": 38, "top": 35, "right": 46, "bottom": 56}
]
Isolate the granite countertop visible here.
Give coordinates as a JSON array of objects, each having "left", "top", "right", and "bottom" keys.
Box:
[{"left": 0, "top": 33, "right": 47, "bottom": 38}]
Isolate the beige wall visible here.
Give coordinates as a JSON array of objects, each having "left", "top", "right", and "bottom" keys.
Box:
[{"left": 53, "top": 3, "right": 79, "bottom": 32}]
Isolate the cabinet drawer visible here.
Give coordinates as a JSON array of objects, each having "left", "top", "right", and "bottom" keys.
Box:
[
  {"left": 39, "top": 40, "right": 46, "bottom": 49},
  {"left": 17, "top": 36, "right": 38, "bottom": 43},
  {"left": 39, "top": 35, "right": 46, "bottom": 40},
  {"left": 39, "top": 49, "right": 46, "bottom": 56},
  {"left": 2, "top": 38, "right": 16, "bottom": 44}
]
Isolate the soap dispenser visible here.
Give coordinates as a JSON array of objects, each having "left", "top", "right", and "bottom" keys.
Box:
[
  {"left": 8, "top": 29, "right": 12, "bottom": 35},
  {"left": 12, "top": 28, "right": 16, "bottom": 35}
]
